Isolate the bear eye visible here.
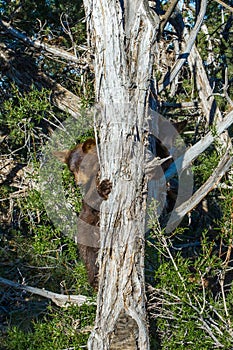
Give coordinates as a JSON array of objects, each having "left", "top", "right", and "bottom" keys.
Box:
[{"left": 68, "top": 153, "right": 83, "bottom": 172}]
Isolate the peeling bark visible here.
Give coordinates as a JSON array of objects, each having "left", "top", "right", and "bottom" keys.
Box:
[{"left": 82, "top": 1, "right": 159, "bottom": 349}]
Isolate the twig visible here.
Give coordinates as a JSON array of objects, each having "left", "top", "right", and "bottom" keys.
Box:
[
  {"left": 199, "top": 270, "right": 206, "bottom": 314},
  {"left": 161, "top": 235, "right": 192, "bottom": 304},
  {"left": 208, "top": 302, "right": 231, "bottom": 327},
  {"left": 0, "top": 276, "right": 95, "bottom": 307},
  {"left": 60, "top": 13, "right": 77, "bottom": 58},
  {"left": 218, "top": 271, "right": 232, "bottom": 333},
  {"left": 149, "top": 287, "right": 225, "bottom": 347},
  {"left": 213, "top": 67, "right": 233, "bottom": 108}
]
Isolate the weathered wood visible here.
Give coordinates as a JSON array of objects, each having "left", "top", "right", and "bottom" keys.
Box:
[
  {"left": 83, "top": 0, "right": 158, "bottom": 349},
  {"left": 167, "top": 151, "right": 233, "bottom": 231},
  {"left": 0, "top": 276, "right": 92, "bottom": 307},
  {"left": 165, "top": 109, "right": 233, "bottom": 181}
]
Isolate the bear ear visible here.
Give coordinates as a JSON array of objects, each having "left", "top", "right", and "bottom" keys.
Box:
[
  {"left": 172, "top": 120, "right": 187, "bottom": 133},
  {"left": 53, "top": 150, "right": 70, "bottom": 163},
  {"left": 82, "top": 138, "right": 96, "bottom": 153}
]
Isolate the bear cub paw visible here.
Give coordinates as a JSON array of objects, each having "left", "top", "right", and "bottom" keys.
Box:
[{"left": 97, "top": 178, "right": 112, "bottom": 200}]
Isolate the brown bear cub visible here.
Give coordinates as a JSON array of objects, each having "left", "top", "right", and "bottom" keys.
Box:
[
  {"left": 55, "top": 122, "right": 186, "bottom": 288},
  {"left": 55, "top": 139, "right": 112, "bottom": 289}
]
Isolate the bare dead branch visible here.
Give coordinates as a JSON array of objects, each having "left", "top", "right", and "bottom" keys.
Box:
[
  {"left": 0, "top": 276, "right": 94, "bottom": 307},
  {"left": 158, "top": 0, "right": 207, "bottom": 93},
  {"left": 188, "top": 42, "right": 223, "bottom": 125},
  {"left": 165, "top": 109, "right": 233, "bottom": 181},
  {"left": 160, "top": 0, "right": 180, "bottom": 35},
  {"left": 167, "top": 151, "right": 233, "bottom": 231},
  {"left": 60, "top": 13, "right": 77, "bottom": 57},
  {"left": 0, "top": 19, "right": 87, "bottom": 64}
]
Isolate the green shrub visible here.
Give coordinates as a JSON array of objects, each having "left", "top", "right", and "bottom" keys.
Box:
[
  {"left": 148, "top": 187, "right": 233, "bottom": 349},
  {"left": 3, "top": 304, "right": 96, "bottom": 350}
]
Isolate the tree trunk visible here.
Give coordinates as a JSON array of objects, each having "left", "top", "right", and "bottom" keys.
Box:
[{"left": 83, "top": 1, "right": 159, "bottom": 349}]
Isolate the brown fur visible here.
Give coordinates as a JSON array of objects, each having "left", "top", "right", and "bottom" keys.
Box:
[{"left": 54, "top": 139, "right": 112, "bottom": 289}]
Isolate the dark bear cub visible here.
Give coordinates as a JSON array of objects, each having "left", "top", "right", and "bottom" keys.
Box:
[
  {"left": 55, "top": 121, "right": 186, "bottom": 288},
  {"left": 55, "top": 139, "right": 112, "bottom": 289}
]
